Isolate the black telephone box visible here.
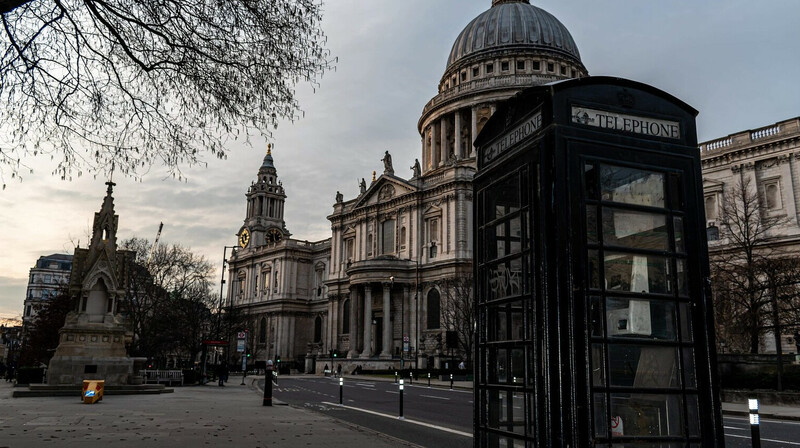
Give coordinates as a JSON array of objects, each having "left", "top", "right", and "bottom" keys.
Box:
[{"left": 473, "top": 77, "right": 724, "bottom": 447}]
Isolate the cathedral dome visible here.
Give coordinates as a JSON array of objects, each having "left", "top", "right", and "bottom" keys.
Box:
[{"left": 447, "top": 0, "right": 582, "bottom": 70}]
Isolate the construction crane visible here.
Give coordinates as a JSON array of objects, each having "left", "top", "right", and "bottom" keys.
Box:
[{"left": 146, "top": 222, "right": 164, "bottom": 266}]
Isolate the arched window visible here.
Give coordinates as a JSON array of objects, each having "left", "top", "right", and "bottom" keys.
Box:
[
  {"left": 400, "top": 226, "right": 407, "bottom": 249},
  {"left": 314, "top": 316, "right": 322, "bottom": 343},
  {"left": 382, "top": 219, "right": 395, "bottom": 254},
  {"left": 342, "top": 299, "right": 351, "bottom": 334},
  {"left": 427, "top": 289, "right": 441, "bottom": 329},
  {"left": 259, "top": 317, "right": 267, "bottom": 343}
]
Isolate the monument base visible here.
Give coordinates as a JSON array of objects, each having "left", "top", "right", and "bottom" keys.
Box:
[{"left": 47, "top": 356, "right": 134, "bottom": 386}]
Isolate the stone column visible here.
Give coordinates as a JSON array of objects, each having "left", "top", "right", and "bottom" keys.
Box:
[
  {"left": 440, "top": 116, "right": 449, "bottom": 164},
  {"left": 348, "top": 285, "right": 359, "bottom": 358},
  {"left": 471, "top": 107, "right": 478, "bottom": 157},
  {"left": 381, "top": 282, "right": 392, "bottom": 359},
  {"left": 454, "top": 111, "right": 462, "bottom": 160},
  {"left": 431, "top": 123, "right": 440, "bottom": 169},
  {"left": 361, "top": 285, "right": 373, "bottom": 358}
]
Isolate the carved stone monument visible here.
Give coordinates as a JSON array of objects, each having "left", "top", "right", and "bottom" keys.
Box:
[{"left": 47, "top": 181, "right": 137, "bottom": 386}]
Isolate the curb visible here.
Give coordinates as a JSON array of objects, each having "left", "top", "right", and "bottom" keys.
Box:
[{"left": 723, "top": 409, "right": 800, "bottom": 422}]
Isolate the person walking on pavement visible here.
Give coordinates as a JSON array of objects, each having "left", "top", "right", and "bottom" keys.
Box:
[
  {"left": 336, "top": 364, "right": 342, "bottom": 378},
  {"left": 217, "top": 363, "right": 229, "bottom": 387}
]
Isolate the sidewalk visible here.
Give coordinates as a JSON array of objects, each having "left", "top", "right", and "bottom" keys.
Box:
[
  {"left": 333, "top": 373, "right": 800, "bottom": 422},
  {"left": 0, "top": 379, "right": 413, "bottom": 447}
]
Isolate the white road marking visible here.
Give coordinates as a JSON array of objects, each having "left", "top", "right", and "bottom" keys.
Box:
[
  {"left": 321, "top": 402, "right": 472, "bottom": 438},
  {"left": 356, "top": 383, "right": 375, "bottom": 387},
  {"left": 726, "top": 433, "right": 800, "bottom": 446},
  {"left": 420, "top": 394, "right": 450, "bottom": 401},
  {"left": 724, "top": 426, "right": 747, "bottom": 431}
]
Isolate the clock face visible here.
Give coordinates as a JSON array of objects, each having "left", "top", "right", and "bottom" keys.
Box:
[
  {"left": 267, "top": 227, "right": 283, "bottom": 243},
  {"left": 238, "top": 228, "right": 251, "bottom": 248}
]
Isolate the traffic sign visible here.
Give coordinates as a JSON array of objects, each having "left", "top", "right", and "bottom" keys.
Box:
[{"left": 237, "top": 331, "right": 247, "bottom": 339}]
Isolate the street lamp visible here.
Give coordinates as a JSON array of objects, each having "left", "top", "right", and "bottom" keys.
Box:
[{"left": 218, "top": 245, "right": 237, "bottom": 365}]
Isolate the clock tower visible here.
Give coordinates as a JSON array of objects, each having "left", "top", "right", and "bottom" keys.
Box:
[{"left": 238, "top": 144, "right": 289, "bottom": 249}]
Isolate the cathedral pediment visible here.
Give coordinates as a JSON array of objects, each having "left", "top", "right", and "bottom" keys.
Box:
[{"left": 353, "top": 175, "right": 418, "bottom": 208}]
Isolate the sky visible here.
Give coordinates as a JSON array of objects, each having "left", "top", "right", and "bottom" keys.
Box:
[{"left": 2, "top": 0, "right": 800, "bottom": 320}]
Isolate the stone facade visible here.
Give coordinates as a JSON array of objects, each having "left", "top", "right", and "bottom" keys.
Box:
[
  {"left": 22, "top": 253, "right": 72, "bottom": 326},
  {"left": 701, "top": 117, "right": 800, "bottom": 354},
  {"left": 225, "top": 0, "right": 587, "bottom": 372},
  {"left": 47, "top": 182, "right": 137, "bottom": 385}
]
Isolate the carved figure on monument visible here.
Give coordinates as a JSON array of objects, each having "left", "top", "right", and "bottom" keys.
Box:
[
  {"left": 359, "top": 178, "right": 367, "bottom": 194},
  {"left": 411, "top": 159, "right": 421, "bottom": 178},
  {"left": 381, "top": 150, "right": 394, "bottom": 175},
  {"left": 336, "top": 191, "right": 343, "bottom": 203},
  {"left": 47, "top": 181, "right": 140, "bottom": 386}
]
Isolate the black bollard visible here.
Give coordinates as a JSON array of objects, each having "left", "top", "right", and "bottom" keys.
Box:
[
  {"left": 339, "top": 377, "right": 343, "bottom": 406},
  {"left": 749, "top": 398, "right": 761, "bottom": 448},
  {"left": 399, "top": 379, "right": 404, "bottom": 419},
  {"left": 263, "top": 366, "right": 273, "bottom": 406},
  {"left": 395, "top": 371, "right": 398, "bottom": 384},
  {"left": 428, "top": 372, "right": 431, "bottom": 388},
  {"left": 450, "top": 373, "right": 454, "bottom": 390}
]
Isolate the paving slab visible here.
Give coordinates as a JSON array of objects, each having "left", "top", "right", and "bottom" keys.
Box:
[{"left": 0, "top": 380, "right": 413, "bottom": 447}]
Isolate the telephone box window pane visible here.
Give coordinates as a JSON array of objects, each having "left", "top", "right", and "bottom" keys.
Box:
[
  {"left": 676, "top": 259, "right": 688, "bottom": 296},
  {"left": 592, "top": 344, "right": 606, "bottom": 386},
  {"left": 602, "top": 208, "right": 668, "bottom": 250},
  {"left": 608, "top": 345, "right": 679, "bottom": 388},
  {"left": 489, "top": 216, "right": 522, "bottom": 259},
  {"left": 673, "top": 217, "right": 685, "bottom": 253},
  {"left": 510, "top": 348, "right": 525, "bottom": 384},
  {"left": 588, "top": 250, "right": 601, "bottom": 290},
  {"left": 488, "top": 258, "right": 523, "bottom": 300},
  {"left": 683, "top": 347, "right": 697, "bottom": 388},
  {"left": 600, "top": 165, "right": 665, "bottom": 208},
  {"left": 589, "top": 296, "right": 604, "bottom": 337},
  {"left": 686, "top": 395, "right": 700, "bottom": 436},
  {"left": 593, "top": 393, "right": 608, "bottom": 437},
  {"left": 488, "top": 301, "right": 524, "bottom": 342},
  {"left": 610, "top": 394, "right": 685, "bottom": 437},
  {"left": 586, "top": 206, "right": 598, "bottom": 244},
  {"left": 487, "top": 175, "right": 520, "bottom": 221},
  {"left": 585, "top": 162, "right": 599, "bottom": 200},
  {"left": 604, "top": 252, "right": 671, "bottom": 294},
  {"left": 679, "top": 303, "right": 694, "bottom": 342},
  {"left": 606, "top": 298, "right": 676, "bottom": 340},
  {"left": 490, "top": 348, "right": 509, "bottom": 383}
]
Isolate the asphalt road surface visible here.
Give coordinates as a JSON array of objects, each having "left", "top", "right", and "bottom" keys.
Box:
[{"left": 265, "top": 376, "right": 800, "bottom": 447}]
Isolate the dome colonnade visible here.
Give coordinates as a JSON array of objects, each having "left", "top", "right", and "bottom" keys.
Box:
[{"left": 417, "top": 0, "right": 587, "bottom": 174}]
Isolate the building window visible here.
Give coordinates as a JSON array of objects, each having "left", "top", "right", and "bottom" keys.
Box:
[
  {"left": 517, "top": 60, "right": 525, "bottom": 71},
  {"left": 345, "top": 238, "right": 355, "bottom": 262},
  {"left": 765, "top": 182, "right": 782, "bottom": 210},
  {"left": 314, "top": 316, "right": 322, "bottom": 343},
  {"left": 25, "top": 305, "right": 31, "bottom": 317},
  {"left": 382, "top": 220, "right": 396, "bottom": 254},
  {"left": 430, "top": 242, "right": 438, "bottom": 259},
  {"left": 342, "top": 299, "right": 351, "bottom": 334},
  {"left": 315, "top": 263, "right": 325, "bottom": 296},
  {"left": 472, "top": 67, "right": 480, "bottom": 77},
  {"left": 501, "top": 61, "right": 509, "bottom": 72},
  {"left": 400, "top": 227, "right": 407, "bottom": 249},
  {"left": 262, "top": 271, "right": 270, "bottom": 293},
  {"left": 427, "top": 289, "right": 441, "bottom": 329},
  {"left": 367, "top": 234, "right": 373, "bottom": 257},
  {"left": 533, "top": 60, "right": 541, "bottom": 71},
  {"left": 238, "top": 273, "right": 246, "bottom": 295},
  {"left": 560, "top": 65, "right": 567, "bottom": 75},
  {"left": 460, "top": 71, "right": 467, "bottom": 82},
  {"left": 707, "top": 225, "right": 720, "bottom": 242},
  {"left": 486, "top": 63, "right": 494, "bottom": 74},
  {"left": 547, "top": 62, "right": 554, "bottom": 72},
  {"left": 704, "top": 195, "right": 718, "bottom": 220},
  {"left": 259, "top": 318, "right": 267, "bottom": 343}
]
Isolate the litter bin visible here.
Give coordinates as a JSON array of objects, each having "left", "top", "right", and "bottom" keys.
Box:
[{"left": 82, "top": 380, "right": 104, "bottom": 404}]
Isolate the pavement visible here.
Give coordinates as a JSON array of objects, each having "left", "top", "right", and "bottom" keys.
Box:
[{"left": 0, "top": 377, "right": 416, "bottom": 447}]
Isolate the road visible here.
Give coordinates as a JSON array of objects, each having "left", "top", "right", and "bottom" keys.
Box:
[{"left": 266, "top": 376, "right": 800, "bottom": 447}]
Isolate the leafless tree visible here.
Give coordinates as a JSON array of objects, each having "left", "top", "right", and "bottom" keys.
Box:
[
  {"left": 710, "top": 176, "right": 792, "bottom": 354},
  {"left": 440, "top": 272, "right": 475, "bottom": 365},
  {"left": 0, "top": 0, "right": 333, "bottom": 188},
  {"left": 121, "top": 237, "right": 215, "bottom": 366}
]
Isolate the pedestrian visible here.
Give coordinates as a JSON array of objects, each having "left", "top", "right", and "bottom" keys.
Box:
[
  {"left": 216, "top": 363, "right": 227, "bottom": 387},
  {"left": 0, "top": 362, "right": 6, "bottom": 379},
  {"left": 323, "top": 363, "right": 329, "bottom": 376},
  {"left": 6, "top": 364, "right": 15, "bottom": 382},
  {"left": 458, "top": 360, "right": 465, "bottom": 370},
  {"left": 336, "top": 364, "right": 342, "bottom": 378}
]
